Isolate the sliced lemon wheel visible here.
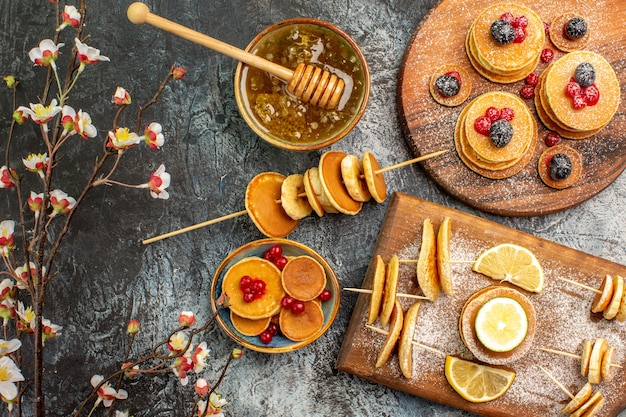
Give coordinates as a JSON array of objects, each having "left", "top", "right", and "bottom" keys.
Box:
[
  {"left": 445, "top": 356, "right": 515, "bottom": 403},
  {"left": 472, "top": 243, "right": 544, "bottom": 293},
  {"left": 474, "top": 296, "right": 528, "bottom": 352}
]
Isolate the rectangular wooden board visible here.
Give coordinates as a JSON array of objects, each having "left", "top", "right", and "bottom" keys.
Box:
[{"left": 337, "top": 192, "right": 626, "bottom": 417}]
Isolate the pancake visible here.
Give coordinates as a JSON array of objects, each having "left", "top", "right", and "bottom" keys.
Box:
[
  {"left": 362, "top": 151, "right": 387, "bottom": 203},
  {"left": 429, "top": 64, "right": 472, "bottom": 106},
  {"left": 279, "top": 300, "right": 325, "bottom": 342},
  {"left": 550, "top": 13, "right": 590, "bottom": 52},
  {"left": 306, "top": 166, "right": 338, "bottom": 214},
  {"left": 280, "top": 173, "right": 313, "bottom": 220},
  {"left": 341, "top": 154, "right": 371, "bottom": 202},
  {"left": 318, "top": 150, "right": 363, "bottom": 215},
  {"left": 459, "top": 285, "right": 537, "bottom": 365},
  {"left": 463, "top": 92, "right": 535, "bottom": 164},
  {"left": 230, "top": 311, "right": 271, "bottom": 337},
  {"left": 302, "top": 168, "right": 325, "bottom": 217},
  {"left": 469, "top": 3, "right": 544, "bottom": 75},
  {"left": 281, "top": 256, "right": 327, "bottom": 302},
  {"left": 544, "top": 51, "right": 620, "bottom": 132},
  {"left": 537, "top": 144, "right": 583, "bottom": 189},
  {"left": 222, "top": 257, "right": 286, "bottom": 320},
  {"left": 245, "top": 172, "right": 299, "bottom": 238}
]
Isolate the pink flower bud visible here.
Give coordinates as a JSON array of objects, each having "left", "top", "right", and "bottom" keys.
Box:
[
  {"left": 232, "top": 348, "right": 244, "bottom": 359},
  {"left": 172, "top": 67, "right": 187, "bottom": 80},
  {"left": 195, "top": 378, "right": 209, "bottom": 397},
  {"left": 113, "top": 87, "right": 132, "bottom": 106},
  {"left": 178, "top": 311, "right": 196, "bottom": 327},
  {"left": 12, "top": 109, "right": 27, "bottom": 124},
  {"left": 127, "top": 319, "right": 140, "bottom": 334}
]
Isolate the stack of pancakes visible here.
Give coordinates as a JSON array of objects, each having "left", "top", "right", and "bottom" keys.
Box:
[
  {"left": 455, "top": 91, "right": 537, "bottom": 179},
  {"left": 466, "top": 3, "right": 544, "bottom": 83},
  {"left": 535, "top": 50, "right": 620, "bottom": 140}
]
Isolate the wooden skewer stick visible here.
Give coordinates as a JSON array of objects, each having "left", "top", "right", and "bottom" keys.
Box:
[
  {"left": 539, "top": 365, "right": 574, "bottom": 399},
  {"left": 365, "top": 324, "right": 446, "bottom": 356},
  {"left": 539, "top": 347, "right": 623, "bottom": 368},
  {"left": 372, "top": 149, "right": 449, "bottom": 175},
  {"left": 398, "top": 259, "right": 474, "bottom": 265},
  {"left": 344, "top": 287, "right": 429, "bottom": 300},
  {"left": 557, "top": 276, "right": 602, "bottom": 294}
]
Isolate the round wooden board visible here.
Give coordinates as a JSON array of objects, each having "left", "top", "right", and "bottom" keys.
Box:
[{"left": 398, "top": 0, "right": 626, "bottom": 217}]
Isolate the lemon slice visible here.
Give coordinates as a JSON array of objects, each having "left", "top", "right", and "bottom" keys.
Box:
[
  {"left": 474, "top": 296, "right": 528, "bottom": 352},
  {"left": 444, "top": 356, "right": 516, "bottom": 403},
  {"left": 472, "top": 243, "right": 544, "bottom": 293}
]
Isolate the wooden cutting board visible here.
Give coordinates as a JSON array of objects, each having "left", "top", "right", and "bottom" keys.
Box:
[
  {"left": 397, "top": 0, "right": 626, "bottom": 217},
  {"left": 337, "top": 192, "right": 626, "bottom": 417}
]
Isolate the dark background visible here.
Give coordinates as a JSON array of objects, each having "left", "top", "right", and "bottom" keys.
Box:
[{"left": 0, "top": 0, "right": 624, "bottom": 416}]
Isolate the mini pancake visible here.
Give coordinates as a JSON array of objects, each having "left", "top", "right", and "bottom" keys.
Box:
[
  {"left": 302, "top": 168, "right": 325, "bottom": 217},
  {"left": 470, "top": 3, "right": 544, "bottom": 74},
  {"left": 279, "top": 300, "right": 325, "bottom": 342},
  {"left": 591, "top": 274, "right": 614, "bottom": 313},
  {"left": 429, "top": 64, "right": 472, "bottom": 106},
  {"left": 319, "top": 150, "right": 363, "bottom": 215},
  {"left": 587, "top": 337, "right": 608, "bottom": 384},
  {"left": 537, "top": 144, "right": 583, "bottom": 189},
  {"left": 437, "top": 217, "right": 453, "bottom": 296},
  {"left": 550, "top": 13, "right": 590, "bottom": 52},
  {"left": 570, "top": 391, "right": 604, "bottom": 417},
  {"left": 417, "top": 218, "right": 439, "bottom": 302},
  {"left": 463, "top": 92, "right": 534, "bottom": 163},
  {"left": 341, "top": 154, "right": 371, "bottom": 202},
  {"left": 375, "top": 299, "right": 404, "bottom": 368},
  {"left": 281, "top": 173, "right": 313, "bottom": 220},
  {"left": 601, "top": 345, "right": 617, "bottom": 382},
  {"left": 398, "top": 301, "right": 421, "bottom": 378},
  {"left": 544, "top": 51, "right": 620, "bottom": 132},
  {"left": 222, "top": 257, "right": 285, "bottom": 320},
  {"left": 245, "top": 172, "right": 299, "bottom": 238},
  {"left": 581, "top": 339, "right": 593, "bottom": 377},
  {"left": 362, "top": 151, "right": 387, "bottom": 203},
  {"left": 230, "top": 311, "right": 271, "bottom": 337},
  {"left": 367, "top": 255, "right": 386, "bottom": 325},
  {"left": 281, "top": 255, "right": 327, "bottom": 302},
  {"left": 379, "top": 254, "right": 399, "bottom": 328},
  {"left": 305, "top": 166, "right": 338, "bottom": 214},
  {"left": 459, "top": 285, "right": 537, "bottom": 365},
  {"left": 603, "top": 275, "right": 623, "bottom": 320},
  {"left": 561, "top": 382, "right": 592, "bottom": 414}
]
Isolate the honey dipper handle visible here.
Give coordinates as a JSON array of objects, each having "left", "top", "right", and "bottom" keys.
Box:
[{"left": 127, "top": 2, "right": 294, "bottom": 82}]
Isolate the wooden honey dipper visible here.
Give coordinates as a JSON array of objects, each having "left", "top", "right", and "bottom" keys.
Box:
[{"left": 126, "top": 3, "right": 345, "bottom": 109}]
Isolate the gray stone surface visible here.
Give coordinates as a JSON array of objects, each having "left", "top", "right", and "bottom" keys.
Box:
[{"left": 0, "top": 0, "right": 624, "bottom": 416}]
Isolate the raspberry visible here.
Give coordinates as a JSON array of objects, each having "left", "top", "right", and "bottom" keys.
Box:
[
  {"left": 500, "top": 12, "right": 515, "bottom": 23},
  {"left": 583, "top": 84, "right": 600, "bottom": 106},
  {"left": 500, "top": 107, "right": 515, "bottom": 121},
  {"left": 540, "top": 48, "right": 554, "bottom": 63},
  {"left": 445, "top": 71, "right": 461, "bottom": 82},
  {"left": 525, "top": 73, "right": 539, "bottom": 87},
  {"left": 544, "top": 132, "right": 561, "bottom": 147},
  {"left": 474, "top": 116, "right": 492, "bottom": 136},
  {"left": 565, "top": 81, "right": 581, "bottom": 98},
  {"left": 520, "top": 84, "right": 535, "bottom": 99},
  {"left": 485, "top": 106, "right": 501, "bottom": 122},
  {"left": 513, "top": 26, "right": 527, "bottom": 43},
  {"left": 514, "top": 15, "right": 528, "bottom": 28},
  {"left": 572, "top": 94, "right": 587, "bottom": 109}
]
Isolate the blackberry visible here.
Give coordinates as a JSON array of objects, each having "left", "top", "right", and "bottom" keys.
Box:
[
  {"left": 435, "top": 74, "right": 461, "bottom": 97},
  {"left": 549, "top": 153, "right": 572, "bottom": 180},
  {"left": 564, "top": 17, "right": 588, "bottom": 40},
  {"left": 490, "top": 19, "right": 515, "bottom": 45},
  {"left": 489, "top": 119, "right": 513, "bottom": 148},
  {"left": 574, "top": 62, "right": 596, "bottom": 87}
]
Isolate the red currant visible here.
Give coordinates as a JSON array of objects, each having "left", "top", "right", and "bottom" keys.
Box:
[
  {"left": 485, "top": 107, "right": 501, "bottom": 122},
  {"left": 500, "top": 107, "right": 515, "bottom": 121},
  {"left": 525, "top": 73, "right": 539, "bottom": 87},
  {"left": 263, "top": 251, "right": 273, "bottom": 261},
  {"left": 583, "top": 84, "right": 600, "bottom": 106},
  {"left": 281, "top": 295, "right": 295, "bottom": 308},
  {"left": 239, "top": 275, "right": 253, "bottom": 290},
  {"left": 520, "top": 84, "right": 535, "bottom": 99},
  {"left": 572, "top": 94, "right": 587, "bottom": 109},
  {"left": 500, "top": 12, "right": 514, "bottom": 23},
  {"left": 540, "top": 48, "right": 554, "bottom": 63},
  {"left": 474, "top": 116, "right": 492, "bottom": 136},
  {"left": 251, "top": 279, "right": 266, "bottom": 293},
  {"left": 544, "top": 132, "right": 561, "bottom": 147},
  {"left": 259, "top": 331, "right": 273, "bottom": 344},
  {"left": 274, "top": 256, "right": 288, "bottom": 270},
  {"left": 243, "top": 292, "right": 255, "bottom": 303},
  {"left": 566, "top": 81, "right": 582, "bottom": 98},
  {"left": 267, "top": 322, "right": 279, "bottom": 336},
  {"left": 319, "top": 289, "right": 333, "bottom": 302},
  {"left": 513, "top": 26, "right": 526, "bottom": 43},
  {"left": 291, "top": 301, "right": 305, "bottom": 315},
  {"left": 268, "top": 245, "right": 282, "bottom": 260}
]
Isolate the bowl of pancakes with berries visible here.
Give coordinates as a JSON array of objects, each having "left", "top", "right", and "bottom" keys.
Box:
[{"left": 210, "top": 238, "right": 340, "bottom": 353}]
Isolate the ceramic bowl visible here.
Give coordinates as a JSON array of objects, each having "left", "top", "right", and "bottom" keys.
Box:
[
  {"left": 234, "top": 18, "right": 370, "bottom": 151},
  {"left": 210, "top": 238, "right": 340, "bottom": 353}
]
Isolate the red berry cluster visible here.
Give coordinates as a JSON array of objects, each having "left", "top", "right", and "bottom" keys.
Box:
[
  {"left": 263, "top": 244, "right": 288, "bottom": 270},
  {"left": 520, "top": 73, "right": 539, "bottom": 99},
  {"left": 474, "top": 106, "right": 515, "bottom": 136},
  {"left": 566, "top": 77, "right": 600, "bottom": 109},
  {"left": 239, "top": 275, "right": 267, "bottom": 303},
  {"left": 541, "top": 48, "right": 554, "bottom": 63},
  {"left": 501, "top": 12, "right": 528, "bottom": 43},
  {"left": 445, "top": 70, "right": 462, "bottom": 84},
  {"left": 259, "top": 322, "right": 279, "bottom": 344},
  {"left": 544, "top": 132, "right": 561, "bottom": 147},
  {"left": 281, "top": 295, "right": 305, "bottom": 314}
]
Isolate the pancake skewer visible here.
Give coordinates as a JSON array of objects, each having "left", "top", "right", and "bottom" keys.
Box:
[
  {"left": 539, "top": 366, "right": 606, "bottom": 416},
  {"left": 558, "top": 275, "right": 626, "bottom": 321},
  {"left": 142, "top": 149, "right": 448, "bottom": 244}
]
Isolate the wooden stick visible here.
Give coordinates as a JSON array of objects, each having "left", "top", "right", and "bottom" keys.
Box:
[
  {"left": 398, "top": 259, "right": 474, "bottom": 264},
  {"left": 539, "top": 347, "right": 623, "bottom": 368},
  {"left": 538, "top": 365, "right": 574, "bottom": 399},
  {"left": 365, "top": 324, "right": 446, "bottom": 356},
  {"left": 374, "top": 150, "right": 449, "bottom": 175},
  {"left": 344, "top": 287, "right": 429, "bottom": 300},
  {"left": 142, "top": 209, "right": 248, "bottom": 244},
  {"left": 557, "top": 276, "right": 602, "bottom": 294}
]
